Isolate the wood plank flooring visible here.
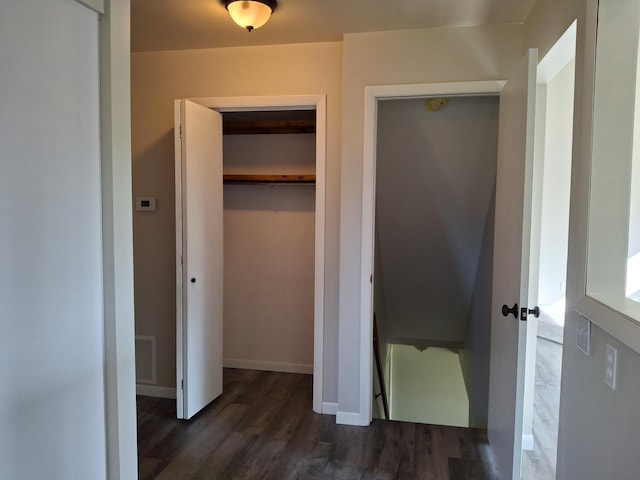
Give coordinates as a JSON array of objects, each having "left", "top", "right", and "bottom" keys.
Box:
[
  {"left": 521, "top": 316, "right": 563, "bottom": 480},
  {"left": 137, "top": 369, "right": 498, "bottom": 480}
]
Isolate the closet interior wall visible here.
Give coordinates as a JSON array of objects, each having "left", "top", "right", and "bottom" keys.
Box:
[{"left": 221, "top": 111, "right": 317, "bottom": 374}]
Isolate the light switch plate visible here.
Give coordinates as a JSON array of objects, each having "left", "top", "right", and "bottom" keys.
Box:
[
  {"left": 577, "top": 315, "right": 591, "bottom": 355},
  {"left": 605, "top": 343, "right": 618, "bottom": 390}
]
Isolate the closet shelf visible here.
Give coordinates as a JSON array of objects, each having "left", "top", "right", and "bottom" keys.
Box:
[
  {"left": 223, "top": 174, "right": 316, "bottom": 185},
  {"left": 223, "top": 119, "right": 315, "bottom": 135}
]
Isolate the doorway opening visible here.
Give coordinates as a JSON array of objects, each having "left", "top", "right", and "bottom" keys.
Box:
[
  {"left": 521, "top": 21, "right": 576, "bottom": 480},
  {"left": 221, "top": 109, "right": 316, "bottom": 376},
  {"left": 362, "top": 83, "right": 505, "bottom": 428},
  {"left": 179, "top": 95, "right": 327, "bottom": 415},
  {"left": 372, "top": 95, "right": 500, "bottom": 427}
]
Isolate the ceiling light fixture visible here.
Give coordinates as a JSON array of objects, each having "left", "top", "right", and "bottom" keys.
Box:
[{"left": 224, "top": 0, "right": 278, "bottom": 32}]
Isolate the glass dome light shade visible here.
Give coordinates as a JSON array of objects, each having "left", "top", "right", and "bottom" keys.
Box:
[{"left": 225, "top": 0, "right": 276, "bottom": 32}]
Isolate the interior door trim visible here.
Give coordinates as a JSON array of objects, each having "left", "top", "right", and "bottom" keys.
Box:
[
  {"left": 357, "top": 80, "right": 506, "bottom": 426},
  {"left": 184, "top": 94, "right": 327, "bottom": 414}
]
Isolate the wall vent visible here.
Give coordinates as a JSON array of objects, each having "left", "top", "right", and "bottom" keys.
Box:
[{"left": 135, "top": 335, "right": 157, "bottom": 384}]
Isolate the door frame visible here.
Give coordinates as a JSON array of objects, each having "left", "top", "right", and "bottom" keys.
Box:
[
  {"left": 521, "top": 18, "right": 577, "bottom": 461},
  {"left": 98, "top": 0, "right": 138, "bottom": 478},
  {"left": 359, "top": 81, "right": 505, "bottom": 425},
  {"left": 185, "top": 94, "right": 327, "bottom": 413}
]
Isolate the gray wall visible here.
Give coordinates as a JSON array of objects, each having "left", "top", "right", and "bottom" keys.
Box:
[
  {"left": 374, "top": 96, "right": 499, "bottom": 346},
  {"left": 0, "top": 0, "right": 108, "bottom": 477},
  {"left": 460, "top": 189, "right": 495, "bottom": 429},
  {"left": 526, "top": 0, "right": 640, "bottom": 478}
]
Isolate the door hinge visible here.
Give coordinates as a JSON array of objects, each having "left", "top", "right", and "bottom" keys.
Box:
[
  {"left": 179, "top": 124, "right": 182, "bottom": 139},
  {"left": 181, "top": 379, "right": 184, "bottom": 390},
  {"left": 181, "top": 255, "right": 184, "bottom": 265}
]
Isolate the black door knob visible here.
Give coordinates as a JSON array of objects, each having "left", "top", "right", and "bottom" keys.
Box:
[
  {"left": 191, "top": 277, "right": 196, "bottom": 283},
  {"left": 502, "top": 303, "right": 518, "bottom": 319}
]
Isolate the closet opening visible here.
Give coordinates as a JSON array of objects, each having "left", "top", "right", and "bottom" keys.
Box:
[
  {"left": 221, "top": 109, "right": 317, "bottom": 378},
  {"left": 174, "top": 95, "right": 327, "bottom": 419}
]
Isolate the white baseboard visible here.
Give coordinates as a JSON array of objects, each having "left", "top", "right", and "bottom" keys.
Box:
[
  {"left": 223, "top": 358, "right": 313, "bottom": 375},
  {"left": 522, "top": 433, "right": 535, "bottom": 451},
  {"left": 322, "top": 402, "right": 338, "bottom": 415},
  {"left": 336, "top": 411, "right": 369, "bottom": 426},
  {"left": 136, "top": 384, "right": 176, "bottom": 399}
]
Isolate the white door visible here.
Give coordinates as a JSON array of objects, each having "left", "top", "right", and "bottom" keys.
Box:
[
  {"left": 175, "top": 99, "right": 224, "bottom": 420},
  {"left": 487, "top": 49, "right": 538, "bottom": 479}
]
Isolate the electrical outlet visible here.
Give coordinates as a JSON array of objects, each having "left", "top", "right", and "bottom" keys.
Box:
[{"left": 605, "top": 343, "right": 618, "bottom": 390}]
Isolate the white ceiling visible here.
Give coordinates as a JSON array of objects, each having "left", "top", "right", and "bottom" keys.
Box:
[{"left": 131, "top": 0, "right": 536, "bottom": 52}]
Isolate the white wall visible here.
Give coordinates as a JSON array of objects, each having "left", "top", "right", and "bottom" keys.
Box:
[
  {"left": 223, "top": 131, "right": 316, "bottom": 372},
  {"left": 131, "top": 42, "right": 342, "bottom": 402},
  {"left": 100, "top": 0, "right": 138, "bottom": 475},
  {"left": 537, "top": 59, "right": 575, "bottom": 306},
  {"left": 629, "top": 36, "right": 640, "bottom": 297},
  {"left": 0, "top": 0, "right": 107, "bottom": 477},
  {"left": 632, "top": 48, "right": 640, "bottom": 259},
  {"left": 338, "top": 25, "right": 524, "bottom": 418}
]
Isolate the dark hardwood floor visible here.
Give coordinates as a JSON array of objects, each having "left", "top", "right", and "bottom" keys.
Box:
[{"left": 137, "top": 369, "right": 498, "bottom": 480}]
